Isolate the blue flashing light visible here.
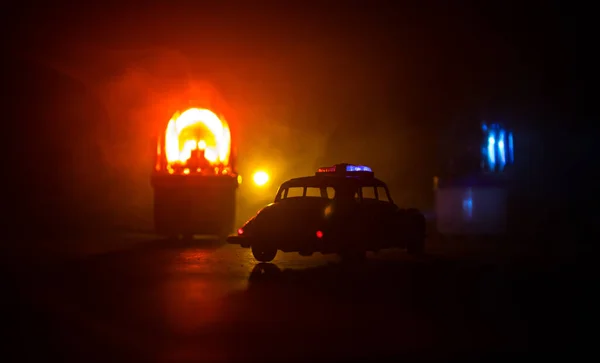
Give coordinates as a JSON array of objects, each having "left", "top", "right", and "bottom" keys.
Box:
[
  {"left": 346, "top": 165, "right": 372, "bottom": 172},
  {"left": 316, "top": 163, "right": 374, "bottom": 177},
  {"left": 508, "top": 132, "right": 514, "bottom": 163},
  {"left": 498, "top": 130, "right": 506, "bottom": 170},
  {"left": 462, "top": 188, "right": 473, "bottom": 221},
  {"left": 481, "top": 122, "right": 514, "bottom": 172},
  {"left": 487, "top": 133, "right": 496, "bottom": 171}
]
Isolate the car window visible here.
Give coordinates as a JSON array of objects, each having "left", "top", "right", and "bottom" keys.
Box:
[
  {"left": 304, "top": 187, "right": 335, "bottom": 198},
  {"left": 285, "top": 187, "right": 304, "bottom": 198},
  {"left": 377, "top": 186, "right": 390, "bottom": 202},
  {"left": 361, "top": 186, "right": 377, "bottom": 200},
  {"left": 305, "top": 187, "right": 322, "bottom": 197},
  {"left": 359, "top": 186, "right": 392, "bottom": 202},
  {"left": 284, "top": 186, "right": 335, "bottom": 199}
]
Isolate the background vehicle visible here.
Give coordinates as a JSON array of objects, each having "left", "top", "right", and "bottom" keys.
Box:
[
  {"left": 151, "top": 108, "right": 239, "bottom": 240},
  {"left": 228, "top": 163, "right": 426, "bottom": 262}
]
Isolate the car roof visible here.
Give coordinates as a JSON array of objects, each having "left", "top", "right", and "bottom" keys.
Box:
[{"left": 280, "top": 175, "right": 388, "bottom": 189}]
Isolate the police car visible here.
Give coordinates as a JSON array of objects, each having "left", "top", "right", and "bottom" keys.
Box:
[{"left": 227, "top": 163, "right": 426, "bottom": 262}]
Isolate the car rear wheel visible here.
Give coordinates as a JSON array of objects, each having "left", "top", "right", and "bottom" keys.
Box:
[{"left": 251, "top": 246, "right": 277, "bottom": 262}]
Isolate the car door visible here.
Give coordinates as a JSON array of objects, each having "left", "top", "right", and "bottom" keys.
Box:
[
  {"left": 358, "top": 186, "right": 385, "bottom": 242},
  {"left": 360, "top": 185, "right": 398, "bottom": 245},
  {"left": 374, "top": 186, "right": 402, "bottom": 245}
]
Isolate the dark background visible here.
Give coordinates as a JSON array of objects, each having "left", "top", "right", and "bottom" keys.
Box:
[{"left": 1, "top": 1, "right": 578, "bottom": 242}]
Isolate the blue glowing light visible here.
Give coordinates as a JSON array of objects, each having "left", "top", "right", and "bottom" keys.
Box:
[
  {"left": 481, "top": 122, "right": 514, "bottom": 172},
  {"left": 317, "top": 164, "right": 373, "bottom": 176},
  {"left": 508, "top": 132, "right": 514, "bottom": 163},
  {"left": 498, "top": 130, "right": 506, "bottom": 170},
  {"left": 462, "top": 188, "right": 473, "bottom": 220},
  {"left": 487, "top": 133, "right": 496, "bottom": 171},
  {"left": 346, "top": 165, "right": 372, "bottom": 172}
]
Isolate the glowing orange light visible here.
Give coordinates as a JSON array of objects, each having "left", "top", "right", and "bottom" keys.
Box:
[
  {"left": 164, "top": 108, "right": 231, "bottom": 169},
  {"left": 252, "top": 171, "right": 269, "bottom": 186}
]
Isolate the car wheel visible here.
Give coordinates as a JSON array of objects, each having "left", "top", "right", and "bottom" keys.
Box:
[{"left": 251, "top": 246, "right": 278, "bottom": 262}]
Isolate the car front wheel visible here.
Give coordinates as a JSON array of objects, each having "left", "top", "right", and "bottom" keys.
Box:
[{"left": 251, "top": 246, "right": 278, "bottom": 262}]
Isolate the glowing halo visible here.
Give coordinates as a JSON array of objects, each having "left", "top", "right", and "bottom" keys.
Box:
[{"left": 164, "top": 108, "right": 231, "bottom": 167}]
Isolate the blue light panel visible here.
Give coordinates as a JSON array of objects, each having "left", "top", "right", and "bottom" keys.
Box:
[
  {"left": 487, "top": 132, "right": 496, "bottom": 171},
  {"left": 481, "top": 122, "right": 514, "bottom": 172},
  {"left": 462, "top": 187, "right": 473, "bottom": 220},
  {"left": 346, "top": 165, "right": 372, "bottom": 172},
  {"left": 316, "top": 164, "right": 373, "bottom": 176},
  {"left": 508, "top": 132, "right": 514, "bottom": 163}
]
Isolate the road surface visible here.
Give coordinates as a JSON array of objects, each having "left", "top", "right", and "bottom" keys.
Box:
[{"left": 4, "top": 238, "right": 576, "bottom": 362}]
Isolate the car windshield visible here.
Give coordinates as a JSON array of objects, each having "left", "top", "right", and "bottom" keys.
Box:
[
  {"left": 275, "top": 179, "right": 393, "bottom": 203},
  {"left": 281, "top": 186, "right": 335, "bottom": 199},
  {"left": 360, "top": 185, "right": 392, "bottom": 202}
]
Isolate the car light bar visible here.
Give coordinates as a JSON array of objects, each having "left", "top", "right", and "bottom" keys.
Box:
[
  {"left": 345, "top": 165, "right": 372, "bottom": 172},
  {"left": 316, "top": 163, "right": 374, "bottom": 177}
]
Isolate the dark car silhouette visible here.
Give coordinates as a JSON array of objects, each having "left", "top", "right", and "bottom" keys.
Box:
[{"left": 227, "top": 163, "right": 426, "bottom": 262}]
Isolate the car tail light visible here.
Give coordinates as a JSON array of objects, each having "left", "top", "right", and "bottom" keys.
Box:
[
  {"left": 316, "top": 230, "right": 323, "bottom": 238},
  {"left": 238, "top": 228, "right": 244, "bottom": 235}
]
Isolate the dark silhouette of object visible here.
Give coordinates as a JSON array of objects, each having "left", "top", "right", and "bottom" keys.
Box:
[
  {"left": 227, "top": 163, "right": 426, "bottom": 263},
  {"left": 185, "top": 148, "right": 211, "bottom": 171},
  {"left": 151, "top": 139, "right": 238, "bottom": 241}
]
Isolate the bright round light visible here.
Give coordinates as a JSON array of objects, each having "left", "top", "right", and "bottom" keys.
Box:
[{"left": 252, "top": 171, "right": 269, "bottom": 186}]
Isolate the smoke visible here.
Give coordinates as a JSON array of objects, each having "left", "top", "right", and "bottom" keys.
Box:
[
  {"left": 5, "top": 41, "right": 428, "bottom": 239},
  {"left": 3, "top": 48, "right": 198, "bottom": 235},
  {"left": 49, "top": 45, "right": 335, "bottom": 232},
  {"left": 4, "top": 54, "right": 119, "bottom": 237},
  {"left": 88, "top": 49, "right": 197, "bottom": 231}
]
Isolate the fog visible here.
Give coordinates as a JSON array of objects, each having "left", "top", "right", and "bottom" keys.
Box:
[
  {"left": 4, "top": 3, "right": 576, "bottom": 242},
  {"left": 5, "top": 42, "right": 430, "bottom": 238}
]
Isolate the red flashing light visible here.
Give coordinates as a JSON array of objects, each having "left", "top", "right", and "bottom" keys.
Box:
[
  {"left": 317, "top": 166, "right": 337, "bottom": 173},
  {"left": 316, "top": 163, "right": 374, "bottom": 177},
  {"left": 237, "top": 228, "right": 244, "bottom": 235},
  {"left": 316, "top": 230, "right": 323, "bottom": 238}
]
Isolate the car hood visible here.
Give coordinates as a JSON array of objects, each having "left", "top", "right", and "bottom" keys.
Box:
[{"left": 243, "top": 198, "right": 333, "bottom": 237}]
